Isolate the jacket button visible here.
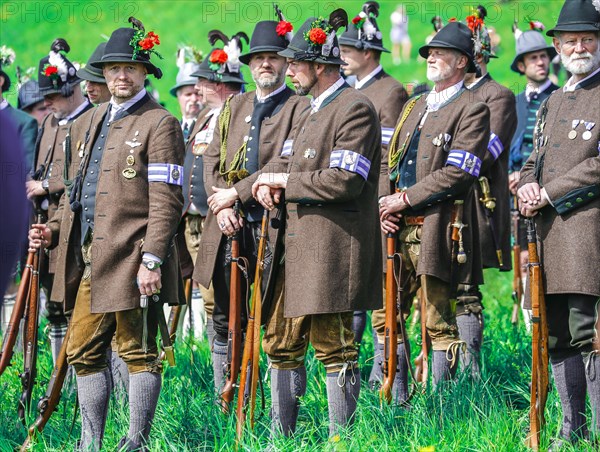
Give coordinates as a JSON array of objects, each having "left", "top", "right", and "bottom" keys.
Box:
[
  {"left": 576, "top": 197, "right": 583, "bottom": 203},
  {"left": 588, "top": 192, "right": 595, "bottom": 197},
  {"left": 565, "top": 202, "right": 572, "bottom": 208}
]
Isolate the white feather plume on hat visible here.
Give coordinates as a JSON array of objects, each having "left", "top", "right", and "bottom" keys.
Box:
[{"left": 593, "top": 0, "right": 600, "bottom": 13}]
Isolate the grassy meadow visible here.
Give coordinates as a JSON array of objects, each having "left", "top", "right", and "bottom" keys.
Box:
[{"left": 1, "top": 0, "right": 592, "bottom": 450}]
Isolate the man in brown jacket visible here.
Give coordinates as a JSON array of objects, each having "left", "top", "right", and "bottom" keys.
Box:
[
  {"left": 194, "top": 21, "right": 309, "bottom": 397},
  {"left": 25, "top": 39, "right": 92, "bottom": 365},
  {"left": 518, "top": 0, "right": 600, "bottom": 447},
  {"left": 379, "top": 21, "right": 490, "bottom": 390},
  {"left": 460, "top": 10, "right": 517, "bottom": 378},
  {"left": 30, "top": 22, "right": 184, "bottom": 451},
  {"left": 253, "top": 11, "right": 382, "bottom": 436},
  {"left": 339, "top": 2, "right": 409, "bottom": 380}
]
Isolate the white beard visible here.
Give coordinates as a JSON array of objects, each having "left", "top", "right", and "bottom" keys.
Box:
[{"left": 561, "top": 50, "right": 600, "bottom": 75}]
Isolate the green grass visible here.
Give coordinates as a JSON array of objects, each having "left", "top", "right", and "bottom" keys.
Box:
[
  {"left": 1, "top": 0, "right": 566, "bottom": 115},
  {"left": 1, "top": 269, "right": 598, "bottom": 451}
]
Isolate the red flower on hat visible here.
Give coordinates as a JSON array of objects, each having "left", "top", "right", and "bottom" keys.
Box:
[
  {"left": 130, "top": 27, "right": 163, "bottom": 61},
  {"left": 147, "top": 31, "right": 160, "bottom": 45},
  {"left": 529, "top": 20, "right": 545, "bottom": 31},
  {"left": 308, "top": 28, "right": 327, "bottom": 45},
  {"left": 43, "top": 65, "right": 58, "bottom": 77},
  {"left": 466, "top": 14, "right": 483, "bottom": 32},
  {"left": 276, "top": 20, "right": 293, "bottom": 36},
  {"left": 209, "top": 49, "right": 228, "bottom": 65}
]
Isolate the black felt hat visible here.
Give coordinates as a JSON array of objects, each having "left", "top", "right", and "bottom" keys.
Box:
[
  {"left": 419, "top": 22, "right": 477, "bottom": 73},
  {"left": 279, "top": 9, "right": 349, "bottom": 65},
  {"left": 339, "top": 2, "right": 389, "bottom": 53},
  {"left": 38, "top": 38, "right": 80, "bottom": 96},
  {"left": 91, "top": 18, "right": 163, "bottom": 79},
  {"left": 546, "top": 0, "right": 600, "bottom": 37},
  {"left": 239, "top": 21, "right": 292, "bottom": 65},
  {"left": 76, "top": 42, "right": 106, "bottom": 83}
]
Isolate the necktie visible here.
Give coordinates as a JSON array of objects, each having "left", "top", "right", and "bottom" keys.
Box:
[{"left": 183, "top": 122, "right": 190, "bottom": 141}]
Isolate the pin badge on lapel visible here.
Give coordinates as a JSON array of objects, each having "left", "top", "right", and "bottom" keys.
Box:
[
  {"left": 432, "top": 134, "right": 443, "bottom": 147},
  {"left": 303, "top": 148, "right": 316, "bottom": 159},
  {"left": 122, "top": 168, "right": 136, "bottom": 179}
]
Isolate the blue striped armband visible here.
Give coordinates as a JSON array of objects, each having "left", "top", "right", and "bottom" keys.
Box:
[
  {"left": 446, "top": 150, "right": 482, "bottom": 177},
  {"left": 381, "top": 127, "right": 394, "bottom": 146},
  {"left": 330, "top": 150, "right": 371, "bottom": 180},
  {"left": 487, "top": 133, "right": 504, "bottom": 160},
  {"left": 281, "top": 139, "right": 293, "bottom": 157},
  {"left": 148, "top": 163, "right": 184, "bottom": 186}
]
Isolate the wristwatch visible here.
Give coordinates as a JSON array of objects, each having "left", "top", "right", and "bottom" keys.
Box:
[{"left": 142, "top": 259, "right": 160, "bottom": 271}]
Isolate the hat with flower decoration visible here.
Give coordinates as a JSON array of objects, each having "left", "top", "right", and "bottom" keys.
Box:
[
  {"left": 546, "top": 0, "right": 600, "bottom": 36},
  {"left": 239, "top": 5, "right": 293, "bottom": 65},
  {"left": 0, "top": 45, "right": 16, "bottom": 92},
  {"left": 170, "top": 46, "right": 203, "bottom": 96},
  {"left": 38, "top": 39, "right": 80, "bottom": 96},
  {"left": 511, "top": 21, "right": 557, "bottom": 74},
  {"left": 76, "top": 42, "right": 107, "bottom": 84},
  {"left": 191, "top": 31, "right": 248, "bottom": 84},
  {"left": 91, "top": 17, "right": 163, "bottom": 79},
  {"left": 278, "top": 9, "right": 349, "bottom": 65},
  {"left": 464, "top": 5, "right": 497, "bottom": 65},
  {"left": 339, "top": 2, "right": 389, "bottom": 53},
  {"left": 419, "top": 21, "right": 477, "bottom": 73}
]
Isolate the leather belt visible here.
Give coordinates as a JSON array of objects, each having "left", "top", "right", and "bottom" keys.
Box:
[{"left": 404, "top": 216, "right": 425, "bottom": 226}]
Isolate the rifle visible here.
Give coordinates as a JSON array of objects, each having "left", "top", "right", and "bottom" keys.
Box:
[
  {"left": 158, "top": 279, "right": 188, "bottom": 363},
  {"left": 236, "top": 209, "right": 269, "bottom": 440},
  {"left": 524, "top": 218, "right": 549, "bottom": 451},
  {"left": 220, "top": 201, "right": 247, "bottom": 414},
  {"left": 0, "top": 251, "right": 34, "bottom": 377},
  {"left": 413, "top": 293, "right": 430, "bottom": 386},
  {"left": 21, "top": 322, "right": 71, "bottom": 450},
  {"left": 18, "top": 214, "right": 42, "bottom": 424},
  {"left": 380, "top": 233, "right": 399, "bottom": 405},
  {"left": 511, "top": 195, "right": 522, "bottom": 325}
]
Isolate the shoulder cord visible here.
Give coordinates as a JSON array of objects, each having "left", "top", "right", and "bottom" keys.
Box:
[
  {"left": 218, "top": 96, "right": 250, "bottom": 186},
  {"left": 388, "top": 95, "right": 421, "bottom": 170}
]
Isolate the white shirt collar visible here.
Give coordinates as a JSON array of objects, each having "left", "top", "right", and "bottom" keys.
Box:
[
  {"left": 0, "top": 98, "right": 8, "bottom": 110},
  {"left": 109, "top": 88, "right": 147, "bottom": 120},
  {"left": 58, "top": 99, "right": 91, "bottom": 125},
  {"left": 205, "top": 106, "right": 222, "bottom": 118},
  {"left": 563, "top": 66, "right": 600, "bottom": 92},
  {"left": 426, "top": 80, "right": 464, "bottom": 112},
  {"left": 526, "top": 78, "right": 552, "bottom": 101},
  {"left": 256, "top": 83, "right": 287, "bottom": 103},
  {"left": 310, "top": 77, "right": 345, "bottom": 113},
  {"left": 354, "top": 65, "right": 383, "bottom": 90}
]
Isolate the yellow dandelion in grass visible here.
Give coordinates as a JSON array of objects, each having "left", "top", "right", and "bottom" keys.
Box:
[{"left": 419, "top": 447, "right": 435, "bottom": 452}]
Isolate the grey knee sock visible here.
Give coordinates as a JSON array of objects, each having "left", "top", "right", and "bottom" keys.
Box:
[
  {"left": 326, "top": 366, "right": 360, "bottom": 437},
  {"left": 551, "top": 354, "right": 588, "bottom": 441},
  {"left": 76, "top": 368, "right": 111, "bottom": 451},
  {"left": 583, "top": 352, "right": 600, "bottom": 434},
  {"left": 110, "top": 351, "right": 130, "bottom": 402},
  {"left": 369, "top": 339, "right": 383, "bottom": 389},
  {"left": 270, "top": 367, "right": 307, "bottom": 436},
  {"left": 127, "top": 371, "right": 162, "bottom": 446},
  {"left": 48, "top": 321, "right": 68, "bottom": 366},
  {"left": 432, "top": 350, "right": 457, "bottom": 388},
  {"left": 456, "top": 312, "right": 483, "bottom": 379},
  {"left": 394, "top": 342, "right": 409, "bottom": 405},
  {"left": 212, "top": 340, "right": 228, "bottom": 395},
  {"left": 206, "top": 316, "right": 216, "bottom": 348}
]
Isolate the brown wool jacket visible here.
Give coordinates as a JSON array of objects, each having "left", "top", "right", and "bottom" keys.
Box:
[
  {"left": 519, "top": 72, "right": 600, "bottom": 297},
  {"left": 194, "top": 88, "right": 310, "bottom": 288},
  {"left": 282, "top": 85, "right": 382, "bottom": 318},
  {"left": 469, "top": 74, "right": 517, "bottom": 271},
  {"left": 47, "top": 95, "right": 185, "bottom": 313},
  {"left": 391, "top": 87, "right": 490, "bottom": 286}
]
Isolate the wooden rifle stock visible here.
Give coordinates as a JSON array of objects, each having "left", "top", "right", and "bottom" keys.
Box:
[
  {"left": 0, "top": 251, "right": 34, "bottom": 377},
  {"left": 18, "top": 235, "right": 41, "bottom": 424},
  {"left": 524, "top": 219, "right": 549, "bottom": 451},
  {"left": 158, "top": 280, "right": 189, "bottom": 362},
  {"left": 380, "top": 233, "right": 398, "bottom": 405},
  {"left": 414, "top": 293, "right": 430, "bottom": 386},
  {"left": 220, "top": 202, "right": 244, "bottom": 414},
  {"left": 21, "top": 323, "right": 71, "bottom": 450},
  {"left": 236, "top": 209, "right": 269, "bottom": 440},
  {"left": 511, "top": 196, "right": 522, "bottom": 325}
]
